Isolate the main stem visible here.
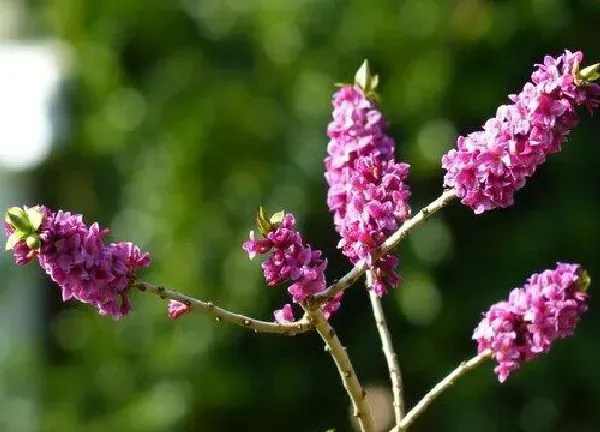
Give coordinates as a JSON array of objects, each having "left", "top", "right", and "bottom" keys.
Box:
[
  {"left": 312, "top": 189, "right": 456, "bottom": 305},
  {"left": 391, "top": 351, "right": 491, "bottom": 431},
  {"left": 367, "top": 271, "right": 404, "bottom": 424},
  {"left": 304, "top": 306, "right": 376, "bottom": 432}
]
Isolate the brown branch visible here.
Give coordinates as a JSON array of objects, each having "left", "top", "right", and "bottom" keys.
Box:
[
  {"left": 367, "top": 271, "right": 404, "bottom": 424},
  {"left": 391, "top": 351, "right": 491, "bottom": 431},
  {"left": 304, "top": 306, "right": 376, "bottom": 432},
  {"left": 135, "top": 280, "right": 313, "bottom": 335}
]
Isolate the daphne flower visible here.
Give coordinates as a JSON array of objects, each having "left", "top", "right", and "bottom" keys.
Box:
[
  {"left": 443, "top": 50, "right": 600, "bottom": 213},
  {"left": 4, "top": 205, "right": 150, "bottom": 319},
  {"left": 325, "top": 61, "right": 411, "bottom": 296},
  {"left": 243, "top": 209, "right": 339, "bottom": 320},
  {"left": 473, "top": 262, "right": 589, "bottom": 382},
  {"left": 274, "top": 304, "right": 295, "bottom": 323},
  {"left": 168, "top": 300, "right": 192, "bottom": 319}
]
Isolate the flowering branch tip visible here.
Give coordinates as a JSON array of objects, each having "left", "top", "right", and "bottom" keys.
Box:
[
  {"left": 443, "top": 50, "right": 600, "bottom": 213},
  {"left": 474, "top": 262, "right": 589, "bottom": 382}
]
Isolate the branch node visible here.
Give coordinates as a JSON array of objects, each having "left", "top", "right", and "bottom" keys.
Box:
[{"left": 309, "top": 189, "right": 456, "bottom": 305}]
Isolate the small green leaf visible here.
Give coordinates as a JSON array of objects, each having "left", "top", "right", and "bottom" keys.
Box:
[
  {"left": 352, "top": 59, "right": 380, "bottom": 98},
  {"left": 5, "top": 232, "right": 21, "bottom": 251},
  {"left": 25, "top": 207, "right": 43, "bottom": 231},
  {"left": 574, "top": 63, "right": 600, "bottom": 85},
  {"left": 354, "top": 59, "right": 370, "bottom": 90},
  {"left": 5, "top": 207, "right": 23, "bottom": 224},
  {"left": 368, "top": 74, "right": 379, "bottom": 93},
  {"left": 5, "top": 207, "right": 30, "bottom": 232},
  {"left": 256, "top": 206, "right": 271, "bottom": 236},
  {"left": 334, "top": 81, "right": 352, "bottom": 88},
  {"left": 578, "top": 269, "right": 591, "bottom": 292},
  {"left": 269, "top": 210, "right": 285, "bottom": 226}
]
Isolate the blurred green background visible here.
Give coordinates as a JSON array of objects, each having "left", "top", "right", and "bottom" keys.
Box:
[{"left": 1, "top": 0, "right": 600, "bottom": 431}]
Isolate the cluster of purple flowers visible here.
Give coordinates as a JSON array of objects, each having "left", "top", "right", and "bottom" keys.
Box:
[
  {"left": 473, "top": 262, "right": 589, "bottom": 382},
  {"left": 325, "top": 83, "right": 411, "bottom": 296},
  {"left": 243, "top": 212, "right": 340, "bottom": 322},
  {"left": 442, "top": 50, "right": 600, "bottom": 214},
  {"left": 5, "top": 206, "right": 150, "bottom": 319}
]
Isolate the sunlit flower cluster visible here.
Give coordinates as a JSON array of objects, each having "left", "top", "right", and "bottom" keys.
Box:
[{"left": 473, "top": 262, "right": 589, "bottom": 382}]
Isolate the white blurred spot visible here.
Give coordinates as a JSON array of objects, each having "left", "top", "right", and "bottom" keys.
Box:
[
  {"left": 0, "top": 42, "right": 64, "bottom": 171},
  {"left": 350, "top": 385, "right": 394, "bottom": 432}
]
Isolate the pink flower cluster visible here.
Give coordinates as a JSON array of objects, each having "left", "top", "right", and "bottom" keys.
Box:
[
  {"left": 242, "top": 213, "right": 340, "bottom": 322},
  {"left": 325, "top": 85, "right": 411, "bottom": 296},
  {"left": 442, "top": 50, "right": 600, "bottom": 214},
  {"left": 473, "top": 262, "right": 589, "bottom": 382},
  {"left": 5, "top": 206, "right": 150, "bottom": 319}
]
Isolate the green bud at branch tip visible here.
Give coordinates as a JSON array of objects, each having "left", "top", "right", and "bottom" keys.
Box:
[
  {"left": 269, "top": 210, "right": 285, "bottom": 226},
  {"left": 256, "top": 206, "right": 271, "bottom": 236},
  {"left": 25, "top": 207, "right": 44, "bottom": 231},
  {"left": 353, "top": 59, "right": 380, "bottom": 97},
  {"left": 354, "top": 59, "right": 371, "bottom": 90},
  {"left": 575, "top": 63, "right": 600, "bottom": 85},
  {"left": 26, "top": 234, "right": 41, "bottom": 250},
  {"left": 578, "top": 269, "right": 591, "bottom": 292},
  {"left": 5, "top": 232, "right": 21, "bottom": 251},
  {"left": 255, "top": 207, "right": 287, "bottom": 236},
  {"left": 5, "top": 207, "right": 30, "bottom": 232}
]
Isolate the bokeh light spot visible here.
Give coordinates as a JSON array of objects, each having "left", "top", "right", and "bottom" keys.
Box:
[
  {"left": 410, "top": 216, "right": 453, "bottom": 265},
  {"left": 520, "top": 397, "right": 559, "bottom": 432},
  {"left": 396, "top": 272, "right": 442, "bottom": 326}
]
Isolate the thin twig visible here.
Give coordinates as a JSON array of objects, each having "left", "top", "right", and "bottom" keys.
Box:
[
  {"left": 367, "top": 271, "right": 404, "bottom": 424},
  {"left": 304, "top": 306, "right": 376, "bottom": 432},
  {"left": 135, "top": 280, "right": 313, "bottom": 335},
  {"left": 311, "top": 189, "right": 456, "bottom": 305},
  {"left": 391, "top": 351, "right": 491, "bottom": 431}
]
